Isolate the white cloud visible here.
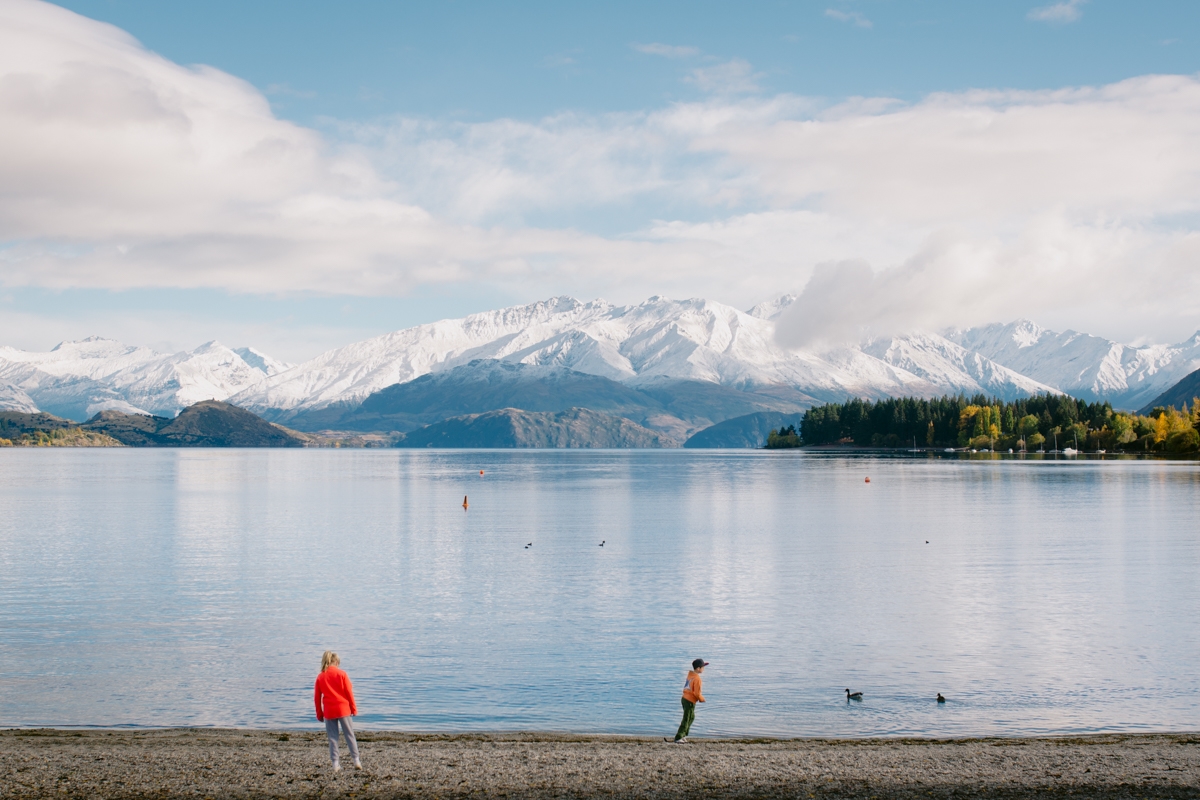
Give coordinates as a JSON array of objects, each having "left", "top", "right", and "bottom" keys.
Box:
[
  {"left": 2, "top": 0, "right": 1200, "bottom": 348},
  {"left": 632, "top": 42, "right": 700, "bottom": 59},
  {"left": 825, "top": 9, "right": 873, "bottom": 29},
  {"left": 1028, "top": 0, "right": 1086, "bottom": 24},
  {"left": 774, "top": 220, "right": 1200, "bottom": 348},
  {"left": 697, "top": 78, "right": 1200, "bottom": 225},
  {"left": 684, "top": 59, "right": 763, "bottom": 95}
]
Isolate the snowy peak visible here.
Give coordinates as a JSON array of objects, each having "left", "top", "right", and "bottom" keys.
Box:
[
  {"left": 4, "top": 297, "right": 1191, "bottom": 423},
  {"left": 48, "top": 336, "right": 138, "bottom": 358},
  {"left": 863, "top": 333, "right": 1059, "bottom": 400},
  {"left": 233, "top": 347, "right": 293, "bottom": 376},
  {"left": 747, "top": 294, "right": 797, "bottom": 321},
  {"left": 947, "top": 321, "right": 1200, "bottom": 408},
  {"left": 0, "top": 339, "right": 289, "bottom": 420},
  {"left": 0, "top": 383, "right": 39, "bottom": 414},
  {"left": 231, "top": 295, "right": 1081, "bottom": 417},
  {"left": 1008, "top": 320, "right": 1046, "bottom": 349}
]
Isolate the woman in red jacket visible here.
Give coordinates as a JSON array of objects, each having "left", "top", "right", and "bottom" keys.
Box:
[{"left": 314, "top": 651, "right": 361, "bottom": 771}]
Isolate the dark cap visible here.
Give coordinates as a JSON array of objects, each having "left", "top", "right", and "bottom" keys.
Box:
[{"left": 692, "top": 658, "right": 709, "bottom": 670}]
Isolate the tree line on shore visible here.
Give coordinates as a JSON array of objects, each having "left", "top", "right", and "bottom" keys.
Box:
[{"left": 767, "top": 394, "right": 1200, "bottom": 453}]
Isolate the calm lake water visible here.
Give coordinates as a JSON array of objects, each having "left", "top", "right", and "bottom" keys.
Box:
[{"left": 1, "top": 449, "right": 1197, "bottom": 737}]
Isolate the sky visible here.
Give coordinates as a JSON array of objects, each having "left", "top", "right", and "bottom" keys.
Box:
[{"left": 2, "top": 0, "right": 1199, "bottom": 361}]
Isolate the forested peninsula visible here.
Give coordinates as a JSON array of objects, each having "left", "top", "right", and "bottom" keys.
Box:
[{"left": 767, "top": 394, "right": 1200, "bottom": 453}]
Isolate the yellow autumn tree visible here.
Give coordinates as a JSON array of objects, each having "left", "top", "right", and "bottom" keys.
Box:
[{"left": 958, "top": 405, "right": 982, "bottom": 446}]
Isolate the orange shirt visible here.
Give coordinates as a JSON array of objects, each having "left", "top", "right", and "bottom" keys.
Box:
[
  {"left": 682, "top": 670, "right": 705, "bottom": 703},
  {"left": 314, "top": 666, "right": 357, "bottom": 721}
]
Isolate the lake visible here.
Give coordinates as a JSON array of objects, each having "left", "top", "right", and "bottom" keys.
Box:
[{"left": 1, "top": 449, "right": 1197, "bottom": 737}]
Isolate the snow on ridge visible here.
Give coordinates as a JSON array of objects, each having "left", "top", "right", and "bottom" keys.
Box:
[
  {"left": 747, "top": 294, "right": 797, "bottom": 321},
  {"left": 232, "top": 295, "right": 1070, "bottom": 416},
  {"left": 0, "top": 383, "right": 39, "bottom": 414},
  {"left": 0, "top": 339, "right": 289, "bottom": 420},
  {"left": 862, "top": 332, "right": 1059, "bottom": 401},
  {"left": 4, "top": 297, "right": 1191, "bottom": 420},
  {"left": 233, "top": 347, "right": 293, "bottom": 376},
  {"left": 947, "top": 320, "right": 1200, "bottom": 407}
]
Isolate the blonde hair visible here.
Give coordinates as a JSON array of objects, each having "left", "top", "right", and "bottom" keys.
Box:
[{"left": 320, "top": 650, "right": 340, "bottom": 672}]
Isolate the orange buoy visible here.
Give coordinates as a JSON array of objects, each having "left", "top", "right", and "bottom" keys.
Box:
[
  {"left": 864, "top": 477, "right": 871, "bottom": 483},
  {"left": 462, "top": 495, "right": 469, "bottom": 509},
  {"left": 480, "top": 470, "right": 484, "bottom": 476}
]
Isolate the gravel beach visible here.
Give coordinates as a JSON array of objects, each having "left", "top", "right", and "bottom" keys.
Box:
[{"left": 2, "top": 729, "right": 1197, "bottom": 799}]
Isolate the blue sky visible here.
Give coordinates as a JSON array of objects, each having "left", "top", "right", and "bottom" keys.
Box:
[
  {"left": 2, "top": 0, "right": 1199, "bottom": 360},
  {"left": 54, "top": 0, "right": 1200, "bottom": 122}
]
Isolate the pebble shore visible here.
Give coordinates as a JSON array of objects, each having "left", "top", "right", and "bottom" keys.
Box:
[{"left": 2, "top": 729, "right": 1198, "bottom": 799}]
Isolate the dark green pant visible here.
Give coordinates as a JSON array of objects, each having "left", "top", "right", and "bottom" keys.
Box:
[{"left": 675, "top": 698, "right": 695, "bottom": 740}]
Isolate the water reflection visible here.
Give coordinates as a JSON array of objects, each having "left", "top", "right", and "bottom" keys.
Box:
[{"left": 0, "top": 449, "right": 1197, "bottom": 736}]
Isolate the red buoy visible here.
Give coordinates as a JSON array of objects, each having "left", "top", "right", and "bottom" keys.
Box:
[{"left": 864, "top": 477, "right": 871, "bottom": 483}]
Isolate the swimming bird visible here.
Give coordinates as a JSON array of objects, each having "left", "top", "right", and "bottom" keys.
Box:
[
  {"left": 527, "top": 542, "right": 533, "bottom": 547},
  {"left": 845, "top": 689, "right": 862, "bottom": 700},
  {"left": 925, "top": 540, "right": 929, "bottom": 544},
  {"left": 937, "top": 693, "right": 946, "bottom": 703},
  {"left": 864, "top": 477, "right": 871, "bottom": 483},
  {"left": 599, "top": 540, "right": 605, "bottom": 547}
]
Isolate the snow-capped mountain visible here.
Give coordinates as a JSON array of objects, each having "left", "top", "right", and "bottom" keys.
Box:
[
  {"left": 861, "top": 334, "right": 1054, "bottom": 399},
  {"left": 0, "top": 338, "right": 293, "bottom": 420},
  {"left": 5, "top": 296, "right": 1190, "bottom": 423},
  {"left": 230, "top": 296, "right": 1058, "bottom": 418},
  {"left": 948, "top": 321, "right": 1200, "bottom": 410},
  {"left": 0, "top": 383, "right": 39, "bottom": 414}
]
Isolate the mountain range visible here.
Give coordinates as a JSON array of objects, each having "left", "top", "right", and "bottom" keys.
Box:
[
  {"left": 291, "top": 359, "right": 809, "bottom": 442},
  {"left": 2, "top": 297, "right": 1198, "bottom": 441},
  {"left": 0, "top": 337, "right": 291, "bottom": 420}
]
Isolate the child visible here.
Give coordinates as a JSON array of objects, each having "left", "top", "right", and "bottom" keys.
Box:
[
  {"left": 670, "top": 658, "right": 708, "bottom": 743},
  {"left": 314, "top": 651, "right": 361, "bottom": 771}
]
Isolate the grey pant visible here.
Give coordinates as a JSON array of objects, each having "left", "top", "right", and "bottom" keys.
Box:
[{"left": 325, "top": 716, "right": 359, "bottom": 767}]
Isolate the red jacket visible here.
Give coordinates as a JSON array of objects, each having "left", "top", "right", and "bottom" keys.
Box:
[{"left": 314, "top": 666, "right": 357, "bottom": 721}]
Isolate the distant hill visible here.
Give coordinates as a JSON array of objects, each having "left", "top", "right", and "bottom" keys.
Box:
[
  {"left": 397, "top": 407, "right": 673, "bottom": 448},
  {"left": 0, "top": 410, "right": 76, "bottom": 435},
  {"left": 84, "top": 400, "right": 307, "bottom": 447},
  {"left": 1139, "top": 368, "right": 1200, "bottom": 414},
  {"left": 0, "top": 411, "right": 122, "bottom": 447},
  {"left": 318, "top": 359, "right": 659, "bottom": 432},
  {"left": 684, "top": 411, "right": 806, "bottom": 448},
  {"left": 287, "top": 359, "right": 807, "bottom": 444}
]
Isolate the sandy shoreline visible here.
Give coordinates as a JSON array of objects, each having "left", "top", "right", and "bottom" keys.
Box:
[{"left": 2, "top": 729, "right": 1198, "bottom": 799}]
